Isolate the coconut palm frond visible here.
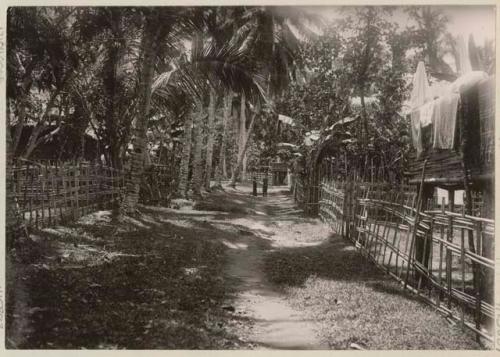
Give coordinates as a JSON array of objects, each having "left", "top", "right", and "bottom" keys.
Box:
[{"left": 191, "top": 38, "right": 267, "bottom": 102}]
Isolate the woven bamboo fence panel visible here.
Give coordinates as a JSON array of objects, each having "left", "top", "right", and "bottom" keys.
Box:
[
  {"left": 319, "top": 179, "right": 494, "bottom": 343},
  {"left": 11, "top": 159, "right": 125, "bottom": 229},
  {"left": 10, "top": 159, "right": 182, "bottom": 230},
  {"left": 292, "top": 172, "right": 321, "bottom": 215}
]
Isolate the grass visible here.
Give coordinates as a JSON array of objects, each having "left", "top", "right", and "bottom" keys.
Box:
[
  {"left": 6, "top": 207, "right": 245, "bottom": 349},
  {"left": 263, "top": 233, "right": 485, "bottom": 350}
]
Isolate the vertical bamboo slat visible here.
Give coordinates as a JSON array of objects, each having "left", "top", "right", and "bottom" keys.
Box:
[
  {"left": 41, "top": 165, "right": 46, "bottom": 227},
  {"left": 460, "top": 205, "right": 466, "bottom": 327},
  {"left": 446, "top": 215, "right": 453, "bottom": 309},
  {"left": 475, "top": 221, "right": 483, "bottom": 341},
  {"left": 316, "top": 178, "right": 492, "bottom": 342}
]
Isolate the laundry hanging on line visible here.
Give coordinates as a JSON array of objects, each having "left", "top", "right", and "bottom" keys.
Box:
[
  {"left": 419, "top": 100, "right": 434, "bottom": 127},
  {"left": 432, "top": 93, "right": 460, "bottom": 150},
  {"left": 410, "top": 92, "right": 460, "bottom": 154},
  {"left": 410, "top": 61, "right": 432, "bottom": 109},
  {"left": 410, "top": 110, "right": 423, "bottom": 157}
]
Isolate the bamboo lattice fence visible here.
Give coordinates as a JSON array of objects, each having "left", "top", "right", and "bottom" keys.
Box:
[
  {"left": 319, "top": 179, "right": 494, "bottom": 343},
  {"left": 10, "top": 159, "right": 125, "bottom": 229},
  {"left": 10, "top": 159, "right": 177, "bottom": 229}
]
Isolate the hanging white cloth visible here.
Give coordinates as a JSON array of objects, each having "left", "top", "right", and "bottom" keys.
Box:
[
  {"left": 432, "top": 93, "right": 460, "bottom": 149},
  {"left": 429, "top": 80, "right": 452, "bottom": 99},
  {"left": 410, "top": 61, "right": 431, "bottom": 109},
  {"left": 419, "top": 100, "right": 435, "bottom": 127},
  {"left": 457, "top": 35, "right": 472, "bottom": 75},
  {"left": 410, "top": 110, "right": 423, "bottom": 156}
]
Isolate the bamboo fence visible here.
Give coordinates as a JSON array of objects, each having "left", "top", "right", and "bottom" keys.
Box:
[
  {"left": 319, "top": 178, "right": 494, "bottom": 343},
  {"left": 9, "top": 159, "right": 177, "bottom": 229},
  {"left": 10, "top": 159, "right": 125, "bottom": 229}
]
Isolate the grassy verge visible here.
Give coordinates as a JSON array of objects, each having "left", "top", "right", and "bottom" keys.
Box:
[
  {"left": 6, "top": 207, "right": 242, "bottom": 349},
  {"left": 264, "top": 233, "right": 484, "bottom": 350}
]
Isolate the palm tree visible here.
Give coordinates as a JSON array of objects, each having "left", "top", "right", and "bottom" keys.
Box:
[
  {"left": 230, "top": 92, "right": 260, "bottom": 187},
  {"left": 228, "top": 6, "right": 317, "bottom": 187},
  {"left": 177, "top": 108, "right": 195, "bottom": 198},
  {"left": 190, "top": 98, "right": 206, "bottom": 199},
  {"left": 204, "top": 87, "right": 217, "bottom": 190},
  {"left": 151, "top": 26, "right": 265, "bottom": 200},
  {"left": 121, "top": 9, "right": 172, "bottom": 213},
  {"left": 214, "top": 89, "right": 233, "bottom": 188},
  {"left": 7, "top": 7, "right": 102, "bottom": 160},
  {"left": 202, "top": 7, "right": 244, "bottom": 191}
]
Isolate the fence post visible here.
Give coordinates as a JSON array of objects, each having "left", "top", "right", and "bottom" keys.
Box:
[
  {"left": 45, "top": 163, "right": 51, "bottom": 226},
  {"left": 404, "top": 159, "right": 428, "bottom": 290},
  {"left": 343, "top": 181, "right": 350, "bottom": 239},
  {"left": 475, "top": 221, "right": 483, "bottom": 342},
  {"left": 76, "top": 162, "right": 81, "bottom": 219}
]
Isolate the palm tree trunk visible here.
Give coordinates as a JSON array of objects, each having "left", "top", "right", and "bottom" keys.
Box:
[
  {"left": 242, "top": 151, "right": 248, "bottom": 180},
  {"left": 230, "top": 108, "right": 258, "bottom": 188},
  {"left": 204, "top": 88, "right": 217, "bottom": 190},
  {"left": 214, "top": 91, "right": 232, "bottom": 187},
  {"left": 230, "top": 93, "right": 246, "bottom": 186},
  {"left": 190, "top": 101, "right": 205, "bottom": 199},
  {"left": 121, "top": 17, "right": 160, "bottom": 214},
  {"left": 238, "top": 93, "right": 247, "bottom": 159},
  {"left": 177, "top": 111, "right": 194, "bottom": 198}
]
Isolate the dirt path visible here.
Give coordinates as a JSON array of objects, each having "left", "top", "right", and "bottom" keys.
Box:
[{"left": 211, "top": 186, "right": 329, "bottom": 349}]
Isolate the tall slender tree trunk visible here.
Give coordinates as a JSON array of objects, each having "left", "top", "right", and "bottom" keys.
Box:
[
  {"left": 230, "top": 93, "right": 247, "bottom": 186},
  {"left": 103, "top": 18, "right": 123, "bottom": 169},
  {"left": 121, "top": 16, "right": 161, "bottom": 214},
  {"left": 204, "top": 88, "right": 217, "bottom": 190},
  {"left": 177, "top": 111, "right": 194, "bottom": 198},
  {"left": 242, "top": 151, "right": 248, "bottom": 180},
  {"left": 230, "top": 107, "right": 258, "bottom": 188},
  {"left": 214, "top": 91, "right": 232, "bottom": 187},
  {"left": 190, "top": 101, "right": 205, "bottom": 199},
  {"left": 238, "top": 93, "right": 247, "bottom": 160},
  {"left": 360, "top": 85, "right": 368, "bottom": 149},
  {"left": 222, "top": 155, "right": 228, "bottom": 179}
]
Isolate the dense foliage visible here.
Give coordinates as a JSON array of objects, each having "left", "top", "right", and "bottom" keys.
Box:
[{"left": 7, "top": 6, "right": 495, "bottom": 200}]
